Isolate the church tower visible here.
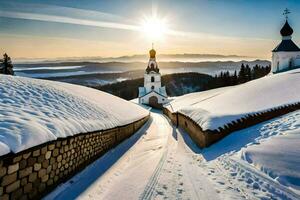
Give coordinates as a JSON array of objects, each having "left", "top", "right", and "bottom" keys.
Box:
[
  {"left": 272, "top": 9, "right": 300, "bottom": 73},
  {"left": 138, "top": 47, "right": 168, "bottom": 108}
]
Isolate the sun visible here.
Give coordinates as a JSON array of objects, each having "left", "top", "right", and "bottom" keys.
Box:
[{"left": 140, "top": 16, "right": 168, "bottom": 41}]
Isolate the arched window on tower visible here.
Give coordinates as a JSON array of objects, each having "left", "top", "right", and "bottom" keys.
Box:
[
  {"left": 151, "top": 76, "right": 155, "bottom": 82},
  {"left": 277, "top": 61, "right": 280, "bottom": 72},
  {"left": 151, "top": 86, "right": 154, "bottom": 90},
  {"left": 150, "top": 63, "right": 155, "bottom": 69}
]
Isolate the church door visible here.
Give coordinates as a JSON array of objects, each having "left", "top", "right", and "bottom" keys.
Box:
[{"left": 149, "top": 96, "right": 160, "bottom": 108}]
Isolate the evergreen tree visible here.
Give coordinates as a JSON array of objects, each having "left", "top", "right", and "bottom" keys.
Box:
[
  {"left": 231, "top": 70, "right": 238, "bottom": 85},
  {"left": 0, "top": 53, "right": 14, "bottom": 75},
  {"left": 245, "top": 64, "right": 251, "bottom": 81},
  {"left": 238, "top": 63, "right": 246, "bottom": 83}
]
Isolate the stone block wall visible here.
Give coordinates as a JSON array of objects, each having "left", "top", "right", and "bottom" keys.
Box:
[
  {"left": 0, "top": 116, "right": 149, "bottom": 200},
  {"left": 177, "top": 113, "right": 208, "bottom": 148},
  {"left": 163, "top": 108, "right": 177, "bottom": 126},
  {"left": 164, "top": 102, "right": 300, "bottom": 148}
]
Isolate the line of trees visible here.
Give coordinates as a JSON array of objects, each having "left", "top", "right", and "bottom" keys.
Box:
[
  {"left": 204, "top": 64, "right": 271, "bottom": 89},
  {"left": 0, "top": 53, "right": 14, "bottom": 75}
]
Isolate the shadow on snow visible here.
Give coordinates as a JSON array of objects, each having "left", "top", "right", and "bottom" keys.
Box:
[{"left": 46, "top": 116, "right": 153, "bottom": 199}]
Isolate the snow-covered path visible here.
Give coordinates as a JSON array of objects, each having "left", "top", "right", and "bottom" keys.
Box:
[
  {"left": 46, "top": 109, "right": 300, "bottom": 200},
  {"left": 46, "top": 110, "right": 221, "bottom": 199}
]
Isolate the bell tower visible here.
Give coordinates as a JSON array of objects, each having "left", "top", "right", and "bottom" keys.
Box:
[
  {"left": 138, "top": 46, "right": 168, "bottom": 108},
  {"left": 144, "top": 45, "right": 161, "bottom": 93}
]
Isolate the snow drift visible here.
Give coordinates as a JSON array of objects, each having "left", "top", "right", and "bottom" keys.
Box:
[
  {"left": 241, "top": 125, "right": 300, "bottom": 191},
  {"left": 0, "top": 75, "right": 149, "bottom": 156},
  {"left": 165, "top": 68, "right": 300, "bottom": 131}
]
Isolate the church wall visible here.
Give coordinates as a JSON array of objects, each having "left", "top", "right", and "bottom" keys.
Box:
[
  {"left": 272, "top": 51, "right": 300, "bottom": 73},
  {"left": 295, "top": 56, "right": 300, "bottom": 66}
]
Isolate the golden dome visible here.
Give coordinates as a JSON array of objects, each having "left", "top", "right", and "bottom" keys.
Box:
[{"left": 149, "top": 49, "right": 156, "bottom": 58}]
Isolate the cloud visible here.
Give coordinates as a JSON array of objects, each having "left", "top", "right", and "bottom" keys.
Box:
[
  {"left": 0, "top": 11, "right": 140, "bottom": 32},
  {"left": 0, "top": 3, "right": 272, "bottom": 43}
]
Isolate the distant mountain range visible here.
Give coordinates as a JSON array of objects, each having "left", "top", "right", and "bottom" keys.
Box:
[
  {"left": 15, "top": 59, "right": 271, "bottom": 87},
  {"left": 14, "top": 53, "right": 261, "bottom": 64}
]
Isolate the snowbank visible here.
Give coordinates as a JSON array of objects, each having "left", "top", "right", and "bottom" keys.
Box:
[
  {"left": 241, "top": 125, "right": 300, "bottom": 191},
  {"left": 165, "top": 69, "right": 300, "bottom": 131},
  {"left": 0, "top": 75, "right": 149, "bottom": 156}
]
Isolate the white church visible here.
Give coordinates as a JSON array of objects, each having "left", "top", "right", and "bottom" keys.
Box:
[
  {"left": 272, "top": 10, "right": 300, "bottom": 73},
  {"left": 138, "top": 47, "right": 168, "bottom": 108}
]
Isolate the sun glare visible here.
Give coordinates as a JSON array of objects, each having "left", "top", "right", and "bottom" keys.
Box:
[{"left": 141, "top": 16, "right": 168, "bottom": 41}]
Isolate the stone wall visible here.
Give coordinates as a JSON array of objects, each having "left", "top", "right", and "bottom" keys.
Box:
[
  {"left": 163, "top": 108, "right": 177, "bottom": 126},
  {"left": 0, "top": 116, "right": 149, "bottom": 200},
  {"left": 164, "top": 102, "right": 300, "bottom": 148}
]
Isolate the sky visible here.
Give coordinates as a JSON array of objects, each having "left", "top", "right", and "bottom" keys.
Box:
[{"left": 1, "top": 0, "right": 300, "bottom": 60}]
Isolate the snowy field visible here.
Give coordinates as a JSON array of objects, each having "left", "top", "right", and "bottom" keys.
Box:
[
  {"left": 0, "top": 75, "right": 149, "bottom": 156},
  {"left": 165, "top": 68, "right": 300, "bottom": 131}
]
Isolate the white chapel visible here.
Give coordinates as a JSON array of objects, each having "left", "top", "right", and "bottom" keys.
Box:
[
  {"left": 272, "top": 9, "right": 300, "bottom": 73},
  {"left": 138, "top": 47, "right": 168, "bottom": 108}
]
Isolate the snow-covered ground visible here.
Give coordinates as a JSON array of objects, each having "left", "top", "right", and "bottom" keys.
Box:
[
  {"left": 46, "top": 109, "right": 300, "bottom": 200},
  {"left": 202, "top": 110, "right": 300, "bottom": 199},
  {"left": 165, "top": 68, "right": 300, "bottom": 131},
  {"left": 0, "top": 75, "right": 149, "bottom": 156},
  {"left": 239, "top": 111, "right": 300, "bottom": 192}
]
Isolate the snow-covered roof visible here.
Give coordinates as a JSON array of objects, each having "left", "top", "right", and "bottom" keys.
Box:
[
  {"left": 139, "top": 90, "right": 167, "bottom": 99},
  {"left": 0, "top": 75, "right": 149, "bottom": 156},
  {"left": 165, "top": 68, "right": 300, "bottom": 131},
  {"left": 159, "top": 86, "right": 167, "bottom": 97},
  {"left": 138, "top": 87, "right": 146, "bottom": 97}
]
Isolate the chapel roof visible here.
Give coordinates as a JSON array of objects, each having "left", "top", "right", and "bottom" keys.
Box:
[
  {"left": 272, "top": 38, "right": 300, "bottom": 52},
  {"left": 280, "top": 20, "right": 293, "bottom": 37}
]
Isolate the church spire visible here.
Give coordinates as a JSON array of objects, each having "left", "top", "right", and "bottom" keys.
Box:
[
  {"left": 146, "top": 45, "right": 159, "bottom": 73},
  {"left": 280, "top": 9, "right": 293, "bottom": 39},
  {"left": 149, "top": 43, "right": 156, "bottom": 59}
]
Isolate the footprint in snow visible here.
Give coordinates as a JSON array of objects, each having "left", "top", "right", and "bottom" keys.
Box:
[
  {"left": 217, "top": 181, "right": 225, "bottom": 185},
  {"left": 230, "top": 172, "right": 237, "bottom": 176},
  {"left": 177, "top": 189, "right": 184, "bottom": 194},
  {"left": 247, "top": 178, "right": 254, "bottom": 184},
  {"left": 252, "top": 182, "right": 260, "bottom": 190}
]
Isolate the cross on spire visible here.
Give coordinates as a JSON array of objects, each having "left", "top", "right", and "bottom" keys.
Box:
[
  {"left": 152, "top": 42, "right": 154, "bottom": 49},
  {"left": 283, "top": 8, "right": 291, "bottom": 20}
]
